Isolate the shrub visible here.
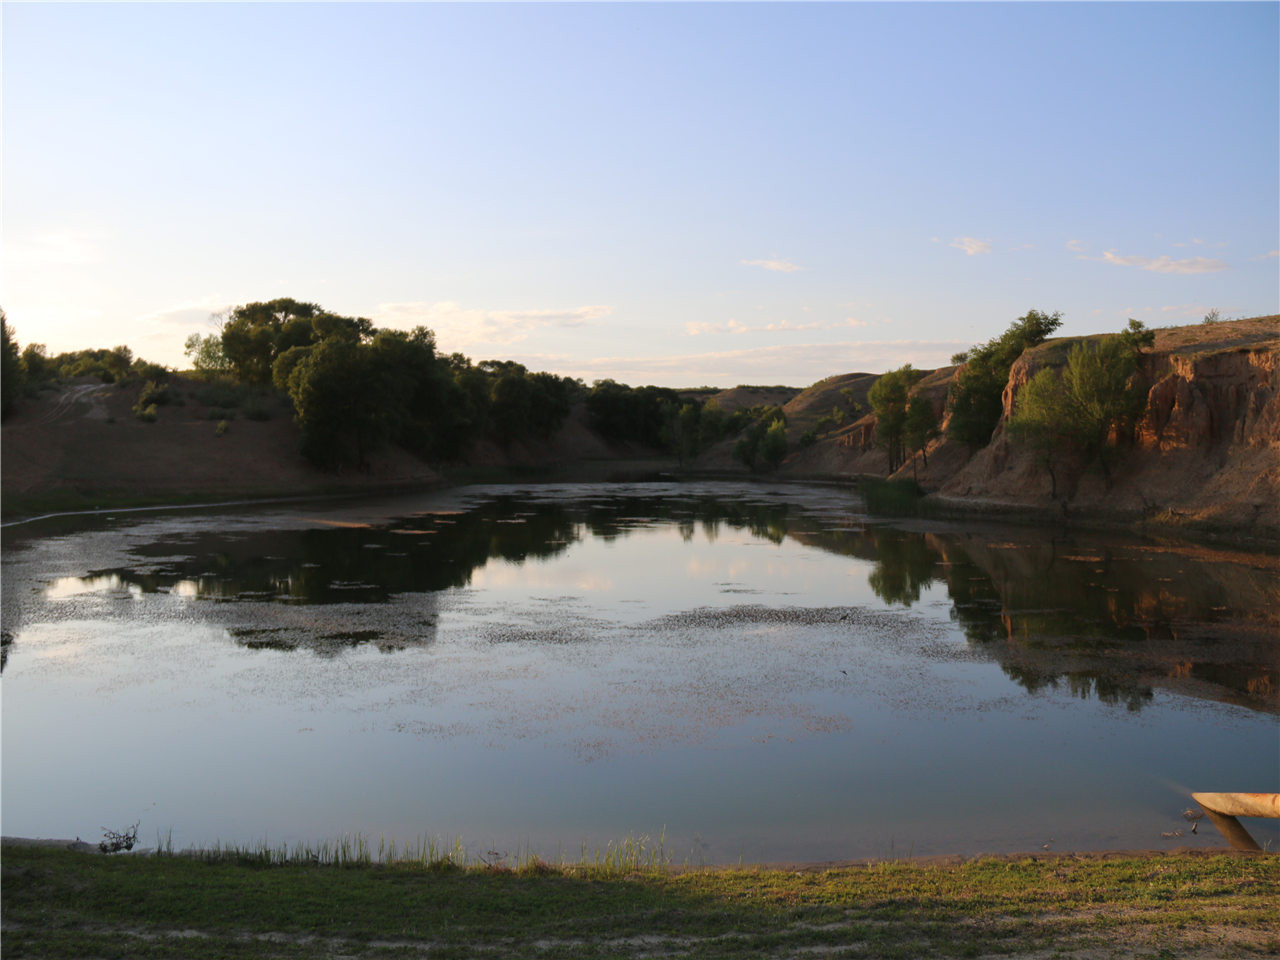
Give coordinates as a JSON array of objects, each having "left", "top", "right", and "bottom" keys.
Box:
[
  {"left": 133, "top": 403, "right": 158, "bottom": 422},
  {"left": 137, "top": 380, "right": 169, "bottom": 407},
  {"left": 215, "top": 420, "right": 229, "bottom": 437}
]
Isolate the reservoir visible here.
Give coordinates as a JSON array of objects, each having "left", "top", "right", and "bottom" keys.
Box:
[{"left": 2, "top": 481, "right": 1276, "bottom": 862}]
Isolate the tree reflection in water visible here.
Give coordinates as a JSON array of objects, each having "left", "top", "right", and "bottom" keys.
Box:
[{"left": 22, "top": 489, "right": 1278, "bottom": 713}]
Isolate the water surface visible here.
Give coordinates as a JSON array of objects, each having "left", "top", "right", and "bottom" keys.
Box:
[{"left": 3, "top": 481, "right": 1276, "bottom": 861}]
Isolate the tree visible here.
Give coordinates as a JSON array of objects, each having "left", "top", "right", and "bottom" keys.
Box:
[
  {"left": 1006, "top": 367, "right": 1073, "bottom": 497},
  {"left": 2, "top": 310, "right": 25, "bottom": 419},
  {"left": 732, "top": 408, "right": 787, "bottom": 471},
  {"left": 758, "top": 418, "right": 789, "bottom": 470},
  {"left": 902, "top": 395, "right": 939, "bottom": 477},
  {"left": 184, "top": 332, "right": 232, "bottom": 377},
  {"left": 947, "top": 309, "right": 1063, "bottom": 448},
  {"left": 286, "top": 338, "right": 389, "bottom": 469},
  {"left": 1008, "top": 321, "right": 1153, "bottom": 491},
  {"left": 868, "top": 365, "right": 922, "bottom": 472},
  {"left": 221, "top": 298, "right": 322, "bottom": 384}
]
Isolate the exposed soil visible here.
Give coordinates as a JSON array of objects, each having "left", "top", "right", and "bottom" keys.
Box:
[{"left": 1, "top": 375, "right": 439, "bottom": 516}]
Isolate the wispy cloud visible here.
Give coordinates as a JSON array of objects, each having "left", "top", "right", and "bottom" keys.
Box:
[
  {"left": 741, "top": 258, "right": 804, "bottom": 273},
  {"left": 949, "top": 237, "right": 992, "bottom": 256},
  {"left": 1098, "top": 250, "right": 1229, "bottom": 274},
  {"left": 376, "top": 301, "right": 612, "bottom": 348},
  {"left": 139, "top": 297, "right": 233, "bottom": 329},
  {"left": 1065, "top": 239, "right": 1085, "bottom": 253},
  {"left": 1253, "top": 250, "right": 1279, "bottom": 261},
  {"left": 685, "top": 319, "right": 749, "bottom": 336}
]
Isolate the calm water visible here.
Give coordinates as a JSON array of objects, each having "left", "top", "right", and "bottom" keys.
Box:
[{"left": 2, "top": 481, "right": 1277, "bottom": 862}]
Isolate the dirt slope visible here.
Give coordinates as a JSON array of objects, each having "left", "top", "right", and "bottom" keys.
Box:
[{"left": 1, "top": 376, "right": 439, "bottom": 514}]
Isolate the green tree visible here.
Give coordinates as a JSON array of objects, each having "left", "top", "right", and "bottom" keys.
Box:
[
  {"left": 698, "top": 399, "right": 727, "bottom": 448},
  {"left": 868, "top": 365, "right": 922, "bottom": 472},
  {"left": 221, "top": 298, "right": 322, "bottom": 384},
  {"left": 902, "top": 395, "right": 939, "bottom": 477},
  {"left": 732, "top": 407, "right": 787, "bottom": 471},
  {"left": 757, "top": 418, "right": 789, "bottom": 470},
  {"left": 1006, "top": 366, "right": 1073, "bottom": 497},
  {"left": 947, "top": 309, "right": 1063, "bottom": 448},
  {"left": 2, "top": 310, "right": 25, "bottom": 418},
  {"left": 184, "top": 332, "right": 232, "bottom": 378},
  {"left": 1008, "top": 321, "right": 1153, "bottom": 491},
  {"left": 20, "top": 343, "right": 52, "bottom": 385},
  {"left": 286, "top": 338, "right": 389, "bottom": 469}
]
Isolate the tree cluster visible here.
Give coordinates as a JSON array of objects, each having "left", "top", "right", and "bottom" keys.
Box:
[
  {"left": 731, "top": 406, "right": 789, "bottom": 471},
  {"left": 868, "top": 365, "right": 924, "bottom": 472},
  {"left": 161, "top": 299, "right": 591, "bottom": 468},
  {"left": 2, "top": 310, "right": 170, "bottom": 420},
  {"left": 1007, "top": 320, "right": 1154, "bottom": 494},
  {"left": 947, "top": 309, "right": 1063, "bottom": 448}
]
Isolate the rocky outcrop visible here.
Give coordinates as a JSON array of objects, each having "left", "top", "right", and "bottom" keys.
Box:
[
  {"left": 930, "top": 317, "right": 1280, "bottom": 536},
  {"left": 1139, "top": 347, "right": 1280, "bottom": 451}
]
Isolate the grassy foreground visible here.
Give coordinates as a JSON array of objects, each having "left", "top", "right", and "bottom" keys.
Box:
[{"left": 3, "top": 843, "right": 1278, "bottom": 959}]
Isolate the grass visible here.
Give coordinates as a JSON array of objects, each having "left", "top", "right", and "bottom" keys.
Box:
[{"left": 3, "top": 840, "right": 1277, "bottom": 958}]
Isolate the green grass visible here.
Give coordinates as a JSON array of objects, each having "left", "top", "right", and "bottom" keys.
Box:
[{"left": 4, "top": 842, "right": 1276, "bottom": 958}]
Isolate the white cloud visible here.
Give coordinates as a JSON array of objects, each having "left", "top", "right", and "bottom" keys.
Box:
[
  {"left": 949, "top": 237, "right": 992, "bottom": 256},
  {"left": 741, "top": 258, "right": 804, "bottom": 273},
  {"left": 685, "top": 319, "right": 749, "bottom": 336},
  {"left": 1253, "top": 250, "right": 1280, "bottom": 261},
  {"left": 1065, "top": 240, "right": 1085, "bottom": 252},
  {"left": 375, "top": 301, "right": 612, "bottom": 348},
  {"left": 1098, "top": 251, "right": 1229, "bottom": 274},
  {"left": 138, "top": 297, "right": 233, "bottom": 330}
]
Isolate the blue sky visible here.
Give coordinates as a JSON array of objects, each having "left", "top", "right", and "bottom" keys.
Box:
[{"left": 4, "top": 2, "right": 1277, "bottom": 387}]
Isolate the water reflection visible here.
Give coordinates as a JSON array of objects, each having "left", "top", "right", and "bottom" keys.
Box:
[{"left": 18, "top": 489, "right": 1280, "bottom": 713}]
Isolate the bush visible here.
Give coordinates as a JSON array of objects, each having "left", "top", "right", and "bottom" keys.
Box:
[
  {"left": 215, "top": 419, "right": 229, "bottom": 437},
  {"left": 137, "top": 380, "right": 169, "bottom": 407},
  {"left": 133, "top": 403, "right": 158, "bottom": 422}
]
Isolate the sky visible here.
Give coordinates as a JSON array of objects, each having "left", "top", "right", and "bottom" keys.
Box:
[{"left": 4, "top": 2, "right": 1277, "bottom": 388}]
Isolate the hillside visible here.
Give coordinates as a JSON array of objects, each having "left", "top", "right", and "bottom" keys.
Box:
[
  {"left": 760, "top": 316, "right": 1279, "bottom": 538},
  {"left": 4, "top": 317, "right": 1277, "bottom": 539},
  {"left": 0, "top": 377, "right": 440, "bottom": 516}
]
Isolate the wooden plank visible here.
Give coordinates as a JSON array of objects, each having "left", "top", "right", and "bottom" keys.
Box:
[{"left": 1191, "top": 792, "right": 1280, "bottom": 851}]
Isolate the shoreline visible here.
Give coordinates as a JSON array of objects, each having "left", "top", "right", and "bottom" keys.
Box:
[
  {"left": 5, "top": 468, "right": 1278, "bottom": 549},
  {"left": 5, "top": 835, "right": 1267, "bottom": 868}
]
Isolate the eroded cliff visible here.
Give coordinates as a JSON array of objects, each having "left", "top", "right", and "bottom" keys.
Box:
[{"left": 929, "top": 316, "right": 1280, "bottom": 536}]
